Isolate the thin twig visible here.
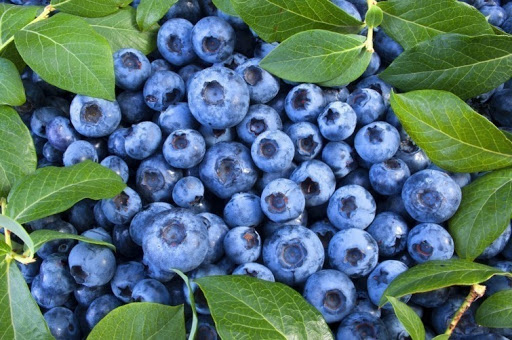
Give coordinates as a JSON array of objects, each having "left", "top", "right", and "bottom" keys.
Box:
[{"left": 445, "top": 284, "right": 486, "bottom": 336}]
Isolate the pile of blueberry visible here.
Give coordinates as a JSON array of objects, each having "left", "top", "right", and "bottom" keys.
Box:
[{"left": 8, "top": 0, "right": 512, "bottom": 339}]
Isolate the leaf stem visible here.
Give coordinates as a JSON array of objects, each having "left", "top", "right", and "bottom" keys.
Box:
[
  {"left": 173, "top": 269, "right": 198, "bottom": 340},
  {"left": 445, "top": 284, "right": 486, "bottom": 336},
  {"left": 0, "top": 4, "right": 55, "bottom": 53},
  {"left": 365, "top": 28, "right": 374, "bottom": 53}
]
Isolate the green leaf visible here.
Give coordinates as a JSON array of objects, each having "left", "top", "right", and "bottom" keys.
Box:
[
  {"left": 15, "top": 13, "right": 115, "bottom": 100},
  {"left": 7, "top": 160, "right": 126, "bottom": 225},
  {"left": 0, "top": 106, "right": 37, "bottom": 198},
  {"left": 377, "top": 0, "right": 494, "bottom": 50},
  {"left": 318, "top": 48, "right": 372, "bottom": 87},
  {"left": 213, "top": 0, "right": 238, "bottom": 16},
  {"left": 0, "top": 58, "right": 25, "bottom": 106},
  {"left": 136, "top": 0, "right": 177, "bottom": 31},
  {"left": 379, "top": 260, "right": 511, "bottom": 306},
  {"left": 51, "top": 0, "right": 132, "bottom": 18},
  {"left": 0, "top": 215, "right": 34, "bottom": 256},
  {"left": 475, "top": 290, "right": 512, "bottom": 328},
  {"left": 196, "top": 275, "right": 334, "bottom": 339},
  {"left": 365, "top": 5, "right": 383, "bottom": 28},
  {"left": 386, "top": 296, "right": 425, "bottom": 340},
  {"left": 87, "top": 303, "right": 185, "bottom": 339},
  {"left": 0, "top": 259, "right": 53, "bottom": 340},
  {"left": 0, "top": 240, "right": 10, "bottom": 256},
  {"left": 260, "top": 30, "right": 366, "bottom": 83},
  {"left": 0, "top": 4, "right": 39, "bottom": 72},
  {"left": 83, "top": 7, "right": 158, "bottom": 55},
  {"left": 389, "top": 90, "right": 512, "bottom": 172},
  {"left": 229, "top": 0, "right": 363, "bottom": 42},
  {"left": 30, "top": 229, "right": 115, "bottom": 253},
  {"left": 449, "top": 169, "right": 512, "bottom": 261},
  {"left": 173, "top": 269, "right": 198, "bottom": 339},
  {"left": 380, "top": 34, "right": 512, "bottom": 100},
  {"left": 432, "top": 335, "right": 450, "bottom": 340}
]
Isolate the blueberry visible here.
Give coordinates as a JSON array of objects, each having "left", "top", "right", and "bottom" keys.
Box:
[
  {"left": 355, "top": 75, "right": 393, "bottom": 108},
  {"left": 31, "top": 107, "right": 64, "bottom": 138},
  {"left": 82, "top": 227, "right": 112, "bottom": 243},
  {"left": 37, "top": 220, "right": 77, "bottom": 259},
  {"left": 143, "top": 70, "right": 185, "bottom": 111},
  {"left": 199, "top": 142, "right": 257, "bottom": 199},
  {"left": 336, "top": 312, "right": 390, "bottom": 340},
  {"left": 199, "top": 125, "right": 235, "bottom": 147},
  {"left": 369, "top": 158, "right": 410, "bottom": 195},
  {"left": 263, "top": 225, "right": 324, "bottom": 285},
  {"left": 113, "top": 48, "right": 151, "bottom": 90},
  {"left": 407, "top": 223, "right": 454, "bottom": 263},
  {"left": 330, "top": 0, "right": 362, "bottom": 20},
  {"left": 85, "top": 295, "right": 121, "bottom": 329},
  {"left": 132, "top": 279, "right": 171, "bottom": 304},
  {"left": 101, "top": 187, "right": 142, "bottom": 225},
  {"left": 348, "top": 88, "right": 386, "bottom": 125},
  {"left": 322, "top": 141, "right": 358, "bottom": 179},
  {"left": 129, "top": 202, "right": 173, "bottom": 246},
  {"left": 107, "top": 127, "right": 130, "bottom": 159},
  {"left": 179, "top": 63, "right": 203, "bottom": 88},
  {"left": 485, "top": 261, "right": 512, "bottom": 296},
  {"left": 62, "top": 140, "right": 98, "bottom": 166},
  {"left": 411, "top": 287, "right": 450, "bottom": 308},
  {"left": 236, "top": 104, "right": 282, "bottom": 144},
  {"left": 112, "top": 224, "right": 141, "bottom": 258},
  {"left": 17, "top": 257, "right": 41, "bottom": 284},
  {"left": 317, "top": 101, "right": 357, "bottom": 141},
  {"left": 117, "top": 91, "right": 153, "bottom": 124},
  {"left": 70, "top": 95, "right": 121, "bottom": 137},
  {"left": 310, "top": 220, "right": 338, "bottom": 257},
  {"left": 220, "top": 52, "right": 249, "bottom": 70},
  {"left": 232, "top": 262, "right": 275, "bottom": 282},
  {"left": 254, "top": 41, "right": 278, "bottom": 59},
  {"left": 236, "top": 58, "right": 280, "bottom": 103},
  {"left": 172, "top": 176, "right": 205, "bottom": 208},
  {"left": 158, "top": 18, "right": 196, "bottom": 66},
  {"left": 93, "top": 203, "right": 114, "bottom": 231},
  {"left": 43, "top": 142, "right": 63, "bottom": 163},
  {"left": 191, "top": 16, "right": 235, "bottom": 63},
  {"left": 143, "top": 209, "right": 208, "bottom": 279},
  {"left": 367, "top": 212, "right": 409, "bottom": 257},
  {"left": 223, "top": 226, "right": 261, "bottom": 264},
  {"left": 256, "top": 162, "right": 296, "bottom": 192},
  {"left": 363, "top": 52, "right": 381, "bottom": 77},
  {"left": 251, "top": 130, "right": 294, "bottom": 173},
  {"left": 261, "top": 178, "right": 305, "bottom": 223},
  {"left": 355, "top": 121, "right": 400, "bottom": 164},
  {"left": 74, "top": 285, "right": 109, "bottom": 306},
  {"left": 224, "top": 192, "right": 264, "bottom": 228},
  {"left": 480, "top": 5, "right": 507, "bottom": 26},
  {"left": 31, "top": 274, "right": 70, "bottom": 309},
  {"left": 150, "top": 59, "right": 172, "bottom": 74},
  {"left": 401, "top": 169, "right": 462, "bottom": 223},
  {"left": 303, "top": 269, "right": 356, "bottom": 323},
  {"left": 367, "top": 260, "right": 410, "bottom": 309},
  {"left": 158, "top": 102, "right": 198, "bottom": 135},
  {"left": 198, "top": 212, "right": 229, "bottom": 264},
  {"left": 489, "top": 89, "right": 512, "bottom": 126},
  {"left": 47, "top": 116, "right": 81, "bottom": 152},
  {"left": 286, "top": 122, "right": 323, "bottom": 162},
  {"left": 352, "top": 291, "right": 381, "bottom": 318},
  {"left": 110, "top": 261, "right": 146, "bottom": 303},
  {"left": 163, "top": 128, "right": 206, "bottom": 168},
  {"left": 44, "top": 307, "right": 80, "bottom": 340},
  {"left": 164, "top": 0, "right": 201, "bottom": 23},
  {"left": 290, "top": 160, "right": 336, "bottom": 207},
  {"left": 285, "top": 83, "right": 325, "bottom": 123},
  {"left": 328, "top": 228, "right": 379, "bottom": 278},
  {"left": 374, "top": 29, "right": 404, "bottom": 65},
  {"left": 395, "top": 138, "right": 430, "bottom": 174},
  {"left": 188, "top": 66, "right": 250, "bottom": 129},
  {"left": 327, "top": 185, "right": 376, "bottom": 230},
  {"left": 428, "top": 163, "right": 471, "bottom": 189},
  {"left": 39, "top": 254, "right": 76, "bottom": 295},
  {"left": 136, "top": 154, "right": 182, "bottom": 202},
  {"left": 479, "top": 224, "right": 511, "bottom": 259},
  {"left": 100, "top": 155, "right": 129, "bottom": 183},
  {"left": 68, "top": 243, "right": 117, "bottom": 287},
  {"left": 15, "top": 80, "right": 44, "bottom": 116}
]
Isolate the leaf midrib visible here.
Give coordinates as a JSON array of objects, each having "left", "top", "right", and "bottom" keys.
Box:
[
  {"left": 9, "top": 176, "right": 113, "bottom": 222},
  {"left": 262, "top": 43, "right": 364, "bottom": 65},
  {"left": 19, "top": 27, "right": 110, "bottom": 98},
  {"left": 393, "top": 97, "right": 512, "bottom": 160}
]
